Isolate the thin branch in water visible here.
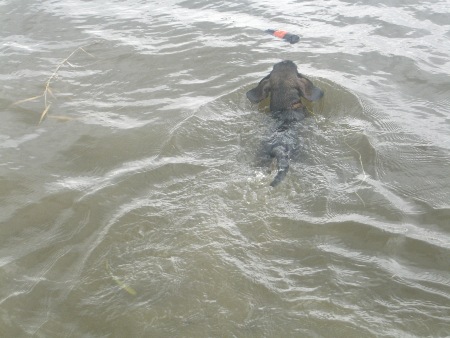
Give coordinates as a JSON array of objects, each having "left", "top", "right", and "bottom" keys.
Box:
[
  {"left": 38, "top": 103, "right": 51, "bottom": 125},
  {"left": 12, "top": 44, "right": 95, "bottom": 125},
  {"left": 12, "top": 95, "right": 43, "bottom": 106}
]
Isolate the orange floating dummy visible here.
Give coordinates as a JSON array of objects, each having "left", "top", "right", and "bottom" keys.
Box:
[{"left": 265, "top": 29, "right": 300, "bottom": 44}]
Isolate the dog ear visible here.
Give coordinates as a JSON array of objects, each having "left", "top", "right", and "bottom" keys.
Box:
[
  {"left": 296, "top": 75, "right": 324, "bottom": 101},
  {"left": 246, "top": 74, "right": 271, "bottom": 103}
]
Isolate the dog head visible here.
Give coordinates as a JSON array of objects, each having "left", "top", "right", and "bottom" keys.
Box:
[{"left": 246, "top": 60, "right": 323, "bottom": 111}]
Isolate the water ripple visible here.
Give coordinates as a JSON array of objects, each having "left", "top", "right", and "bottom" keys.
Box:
[{"left": 2, "top": 0, "right": 450, "bottom": 336}]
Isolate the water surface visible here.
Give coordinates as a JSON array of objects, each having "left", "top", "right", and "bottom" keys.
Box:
[{"left": 1, "top": 0, "right": 450, "bottom": 336}]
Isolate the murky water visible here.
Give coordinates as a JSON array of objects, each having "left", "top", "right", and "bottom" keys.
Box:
[{"left": 1, "top": 0, "right": 450, "bottom": 336}]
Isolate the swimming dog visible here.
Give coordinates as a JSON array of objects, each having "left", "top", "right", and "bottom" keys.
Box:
[{"left": 246, "top": 60, "right": 324, "bottom": 187}]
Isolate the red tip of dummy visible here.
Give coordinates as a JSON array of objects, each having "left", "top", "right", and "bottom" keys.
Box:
[{"left": 273, "top": 30, "right": 287, "bottom": 39}]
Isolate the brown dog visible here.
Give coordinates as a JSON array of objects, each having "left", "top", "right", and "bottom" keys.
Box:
[{"left": 246, "top": 60, "right": 324, "bottom": 186}]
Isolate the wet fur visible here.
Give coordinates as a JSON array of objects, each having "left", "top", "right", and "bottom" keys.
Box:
[{"left": 246, "top": 60, "right": 324, "bottom": 187}]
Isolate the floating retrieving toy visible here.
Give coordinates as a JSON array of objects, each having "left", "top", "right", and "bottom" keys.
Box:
[{"left": 265, "top": 29, "right": 300, "bottom": 44}]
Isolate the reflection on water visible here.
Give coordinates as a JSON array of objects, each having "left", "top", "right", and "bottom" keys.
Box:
[{"left": 1, "top": 0, "right": 449, "bottom": 336}]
